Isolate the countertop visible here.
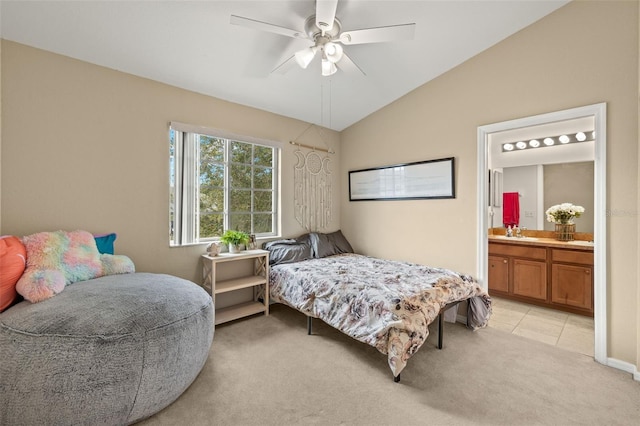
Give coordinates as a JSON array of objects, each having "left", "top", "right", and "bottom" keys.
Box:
[{"left": 488, "top": 235, "right": 594, "bottom": 251}]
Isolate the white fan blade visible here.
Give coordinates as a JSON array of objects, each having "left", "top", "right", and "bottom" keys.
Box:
[
  {"left": 231, "top": 15, "right": 307, "bottom": 40},
  {"left": 316, "top": 0, "right": 339, "bottom": 32},
  {"left": 340, "top": 23, "right": 415, "bottom": 45},
  {"left": 271, "top": 55, "right": 299, "bottom": 75},
  {"left": 336, "top": 52, "right": 365, "bottom": 76}
]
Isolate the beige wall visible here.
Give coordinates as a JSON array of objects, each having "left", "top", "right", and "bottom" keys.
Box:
[
  {"left": 2, "top": 0, "right": 639, "bottom": 372},
  {"left": 0, "top": 41, "right": 341, "bottom": 284},
  {"left": 0, "top": 36, "right": 3, "bottom": 230},
  {"left": 637, "top": 0, "right": 640, "bottom": 375},
  {"left": 543, "top": 162, "right": 594, "bottom": 233},
  {"left": 341, "top": 1, "right": 639, "bottom": 366}
]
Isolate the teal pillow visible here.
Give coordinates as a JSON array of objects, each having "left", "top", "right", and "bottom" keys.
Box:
[{"left": 94, "top": 233, "right": 117, "bottom": 255}]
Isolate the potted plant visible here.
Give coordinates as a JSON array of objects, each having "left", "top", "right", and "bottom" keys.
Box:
[{"left": 220, "top": 230, "right": 250, "bottom": 254}]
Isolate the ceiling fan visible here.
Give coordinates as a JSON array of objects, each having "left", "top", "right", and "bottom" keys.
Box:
[{"left": 230, "top": 0, "right": 416, "bottom": 77}]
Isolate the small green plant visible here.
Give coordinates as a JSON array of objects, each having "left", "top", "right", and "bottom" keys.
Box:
[{"left": 220, "top": 230, "right": 250, "bottom": 246}]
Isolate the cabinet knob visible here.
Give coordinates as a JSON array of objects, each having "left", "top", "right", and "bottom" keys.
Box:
[
  {"left": 503, "top": 259, "right": 508, "bottom": 264},
  {"left": 585, "top": 270, "right": 590, "bottom": 274}
]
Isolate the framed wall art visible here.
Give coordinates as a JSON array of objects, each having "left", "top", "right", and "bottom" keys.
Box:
[{"left": 349, "top": 157, "right": 455, "bottom": 201}]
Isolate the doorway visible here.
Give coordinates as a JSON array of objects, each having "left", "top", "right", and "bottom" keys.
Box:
[{"left": 476, "top": 103, "right": 607, "bottom": 365}]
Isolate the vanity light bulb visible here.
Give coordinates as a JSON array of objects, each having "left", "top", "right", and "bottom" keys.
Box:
[
  {"left": 576, "top": 132, "right": 586, "bottom": 141},
  {"left": 516, "top": 141, "right": 527, "bottom": 150},
  {"left": 503, "top": 143, "right": 514, "bottom": 151},
  {"left": 592, "top": 131, "right": 596, "bottom": 139},
  {"left": 543, "top": 137, "right": 555, "bottom": 146},
  {"left": 559, "top": 135, "right": 570, "bottom": 144},
  {"left": 529, "top": 139, "right": 540, "bottom": 148}
]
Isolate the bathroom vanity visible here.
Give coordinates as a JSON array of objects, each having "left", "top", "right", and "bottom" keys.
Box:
[{"left": 488, "top": 234, "right": 594, "bottom": 316}]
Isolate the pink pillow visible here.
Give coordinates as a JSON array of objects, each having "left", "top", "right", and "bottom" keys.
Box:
[
  {"left": 16, "top": 230, "right": 104, "bottom": 303},
  {"left": 0, "top": 236, "right": 27, "bottom": 312}
]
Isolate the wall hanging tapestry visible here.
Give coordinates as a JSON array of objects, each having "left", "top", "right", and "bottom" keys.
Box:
[{"left": 294, "top": 146, "right": 332, "bottom": 231}]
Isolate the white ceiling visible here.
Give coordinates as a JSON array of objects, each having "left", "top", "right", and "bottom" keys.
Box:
[{"left": 0, "top": 0, "right": 569, "bottom": 131}]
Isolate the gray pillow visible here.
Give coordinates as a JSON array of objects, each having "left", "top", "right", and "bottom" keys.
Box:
[
  {"left": 262, "top": 234, "right": 313, "bottom": 265},
  {"left": 310, "top": 230, "right": 354, "bottom": 258}
]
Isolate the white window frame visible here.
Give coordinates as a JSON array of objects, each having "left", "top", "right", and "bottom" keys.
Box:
[{"left": 170, "top": 122, "right": 281, "bottom": 246}]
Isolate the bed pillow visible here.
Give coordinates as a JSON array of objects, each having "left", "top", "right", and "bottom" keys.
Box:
[
  {"left": 263, "top": 234, "right": 314, "bottom": 266},
  {"left": 310, "top": 230, "right": 354, "bottom": 258},
  {"left": 0, "top": 236, "right": 27, "bottom": 312},
  {"left": 94, "top": 233, "right": 117, "bottom": 254}
]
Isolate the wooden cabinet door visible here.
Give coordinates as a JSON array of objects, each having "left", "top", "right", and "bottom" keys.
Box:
[
  {"left": 552, "top": 264, "right": 593, "bottom": 310},
  {"left": 512, "top": 259, "right": 547, "bottom": 300},
  {"left": 488, "top": 255, "right": 509, "bottom": 293}
]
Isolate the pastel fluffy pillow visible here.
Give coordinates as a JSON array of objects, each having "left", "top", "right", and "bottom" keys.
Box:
[{"left": 16, "top": 230, "right": 135, "bottom": 303}]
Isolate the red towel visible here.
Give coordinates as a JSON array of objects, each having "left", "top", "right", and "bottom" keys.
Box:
[{"left": 503, "top": 192, "right": 520, "bottom": 227}]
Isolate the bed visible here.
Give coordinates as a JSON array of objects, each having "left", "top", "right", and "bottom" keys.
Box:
[{"left": 264, "top": 231, "right": 492, "bottom": 382}]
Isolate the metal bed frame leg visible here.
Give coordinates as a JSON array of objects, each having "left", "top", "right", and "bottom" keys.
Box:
[
  {"left": 437, "top": 300, "right": 464, "bottom": 350},
  {"left": 307, "top": 316, "right": 312, "bottom": 335},
  {"left": 438, "top": 311, "right": 444, "bottom": 350}
]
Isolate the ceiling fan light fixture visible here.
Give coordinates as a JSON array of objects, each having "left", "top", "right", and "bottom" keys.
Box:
[
  {"left": 321, "top": 58, "right": 337, "bottom": 76},
  {"left": 323, "top": 42, "right": 343, "bottom": 63},
  {"left": 295, "top": 46, "right": 317, "bottom": 69}
]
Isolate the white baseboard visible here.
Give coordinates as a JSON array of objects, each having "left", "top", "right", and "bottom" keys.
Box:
[{"left": 606, "top": 357, "right": 640, "bottom": 382}]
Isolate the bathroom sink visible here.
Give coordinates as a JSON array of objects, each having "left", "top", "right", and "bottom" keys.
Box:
[
  {"left": 492, "top": 235, "right": 538, "bottom": 241},
  {"left": 566, "top": 240, "right": 594, "bottom": 246}
]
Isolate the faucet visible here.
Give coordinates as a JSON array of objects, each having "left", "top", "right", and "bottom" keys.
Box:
[{"left": 517, "top": 227, "right": 527, "bottom": 238}]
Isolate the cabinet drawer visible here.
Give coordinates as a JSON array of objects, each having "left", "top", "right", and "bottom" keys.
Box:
[
  {"left": 489, "top": 243, "right": 546, "bottom": 260},
  {"left": 552, "top": 249, "right": 593, "bottom": 265}
]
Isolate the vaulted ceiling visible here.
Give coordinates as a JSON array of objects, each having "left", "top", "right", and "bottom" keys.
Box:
[{"left": 0, "top": 0, "right": 569, "bottom": 131}]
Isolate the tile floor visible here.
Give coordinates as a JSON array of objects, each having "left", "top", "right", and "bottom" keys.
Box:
[{"left": 488, "top": 297, "right": 594, "bottom": 357}]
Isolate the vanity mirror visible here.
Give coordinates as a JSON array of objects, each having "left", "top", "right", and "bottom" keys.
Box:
[
  {"left": 488, "top": 116, "right": 595, "bottom": 233},
  {"left": 491, "top": 161, "right": 594, "bottom": 232}
]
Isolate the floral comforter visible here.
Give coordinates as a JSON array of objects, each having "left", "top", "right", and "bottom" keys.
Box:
[{"left": 269, "top": 253, "right": 492, "bottom": 377}]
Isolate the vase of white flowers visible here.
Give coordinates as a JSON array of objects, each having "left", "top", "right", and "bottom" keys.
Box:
[{"left": 545, "top": 203, "right": 585, "bottom": 241}]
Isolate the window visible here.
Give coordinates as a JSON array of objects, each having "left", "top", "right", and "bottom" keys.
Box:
[{"left": 170, "top": 123, "right": 279, "bottom": 246}]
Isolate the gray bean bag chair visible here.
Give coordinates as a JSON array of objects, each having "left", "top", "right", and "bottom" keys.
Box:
[{"left": 0, "top": 272, "right": 214, "bottom": 425}]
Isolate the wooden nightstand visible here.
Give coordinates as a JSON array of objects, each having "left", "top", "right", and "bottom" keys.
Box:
[{"left": 201, "top": 249, "right": 269, "bottom": 325}]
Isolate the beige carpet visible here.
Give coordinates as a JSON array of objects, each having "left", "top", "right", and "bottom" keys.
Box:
[{"left": 138, "top": 304, "right": 640, "bottom": 425}]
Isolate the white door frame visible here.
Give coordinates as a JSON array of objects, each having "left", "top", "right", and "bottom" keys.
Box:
[{"left": 476, "top": 102, "right": 607, "bottom": 365}]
